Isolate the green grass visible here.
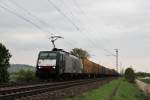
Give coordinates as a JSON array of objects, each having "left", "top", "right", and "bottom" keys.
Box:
[
  {"left": 71, "top": 79, "right": 120, "bottom": 100},
  {"left": 113, "top": 79, "right": 145, "bottom": 100},
  {"left": 140, "top": 79, "right": 150, "bottom": 84},
  {"left": 70, "top": 78, "right": 146, "bottom": 100}
]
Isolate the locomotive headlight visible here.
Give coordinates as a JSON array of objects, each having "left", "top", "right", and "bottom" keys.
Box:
[
  {"left": 38, "top": 66, "right": 41, "bottom": 69},
  {"left": 53, "top": 66, "right": 56, "bottom": 69}
]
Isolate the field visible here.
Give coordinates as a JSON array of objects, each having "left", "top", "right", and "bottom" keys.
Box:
[{"left": 71, "top": 78, "right": 146, "bottom": 100}]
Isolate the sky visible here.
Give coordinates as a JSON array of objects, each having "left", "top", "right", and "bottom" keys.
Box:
[{"left": 0, "top": 0, "right": 150, "bottom": 72}]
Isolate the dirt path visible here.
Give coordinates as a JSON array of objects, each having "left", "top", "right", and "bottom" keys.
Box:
[
  {"left": 108, "top": 81, "right": 121, "bottom": 100},
  {"left": 136, "top": 80, "right": 150, "bottom": 94}
]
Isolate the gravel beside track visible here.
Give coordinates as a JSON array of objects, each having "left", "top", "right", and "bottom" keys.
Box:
[
  {"left": 0, "top": 82, "right": 48, "bottom": 89},
  {"left": 17, "top": 78, "right": 114, "bottom": 100},
  {"left": 0, "top": 78, "right": 110, "bottom": 100}
]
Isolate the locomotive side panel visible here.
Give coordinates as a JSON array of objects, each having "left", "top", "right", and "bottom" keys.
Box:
[{"left": 64, "top": 54, "right": 83, "bottom": 73}]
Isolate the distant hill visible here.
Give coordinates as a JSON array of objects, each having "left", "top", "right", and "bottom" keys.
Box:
[{"left": 8, "top": 64, "right": 36, "bottom": 73}]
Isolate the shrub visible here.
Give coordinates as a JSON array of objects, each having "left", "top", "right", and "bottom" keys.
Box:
[
  {"left": 125, "top": 68, "right": 135, "bottom": 83},
  {"left": 0, "top": 43, "right": 11, "bottom": 83},
  {"left": 15, "top": 69, "right": 37, "bottom": 83}
]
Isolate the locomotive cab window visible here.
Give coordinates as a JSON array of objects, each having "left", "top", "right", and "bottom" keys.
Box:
[
  {"left": 39, "top": 52, "right": 57, "bottom": 59},
  {"left": 38, "top": 52, "right": 57, "bottom": 67}
]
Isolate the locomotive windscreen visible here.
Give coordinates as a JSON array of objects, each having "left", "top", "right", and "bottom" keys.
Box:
[
  {"left": 38, "top": 52, "right": 57, "bottom": 67},
  {"left": 39, "top": 52, "right": 57, "bottom": 59}
]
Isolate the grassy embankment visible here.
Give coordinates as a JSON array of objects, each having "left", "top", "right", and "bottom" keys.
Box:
[
  {"left": 71, "top": 78, "right": 146, "bottom": 100},
  {"left": 113, "top": 79, "right": 145, "bottom": 100}
]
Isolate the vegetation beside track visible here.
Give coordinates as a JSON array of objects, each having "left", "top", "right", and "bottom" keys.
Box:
[
  {"left": 10, "top": 69, "right": 37, "bottom": 83},
  {"left": 71, "top": 78, "right": 146, "bottom": 100},
  {"left": 113, "top": 79, "right": 145, "bottom": 100},
  {"left": 71, "top": 78, "right": 120, "bottom": 100}
]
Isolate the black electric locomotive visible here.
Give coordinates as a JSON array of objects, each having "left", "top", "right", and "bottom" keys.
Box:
[{"left": 36, "top": 49, "right": 83, "bottom": 79}]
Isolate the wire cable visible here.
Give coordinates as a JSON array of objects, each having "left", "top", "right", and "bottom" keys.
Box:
[
  {"left": 0, "top": 0, "right": 75, "bottom": 48},
  {"left": 72, "top": 0, "right": 115, "bottom": 56},
  {"left": 47, "top": 0, "right": 80, "bottom": 31},
  {"left": 6, "top": 0, "right": 55, "bottom": 32},
  {"left": 0, "top": 3, "right": 46, "bottom": 33}
]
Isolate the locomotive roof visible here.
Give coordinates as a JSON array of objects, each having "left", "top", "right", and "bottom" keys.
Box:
[
  {"left": 39, "top": 50, "right": 69, "bottom": 54},
  {"left": 39, "top": 48, "right": 70, "bottom": 54},
  {"left": 39, "top": 50, "right": 80, "bottom": 59}
]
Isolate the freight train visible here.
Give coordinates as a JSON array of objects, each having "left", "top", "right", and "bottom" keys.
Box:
[{"left": 36, "top": 49, "right": 118, "bottom": 79}]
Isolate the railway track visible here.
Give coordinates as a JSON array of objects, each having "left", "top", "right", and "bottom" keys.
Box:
[
  {"left": 0, "top": 78, "right": 103, "bottom": 100},
  {"left": 0, "top": 82, "right": 46, "bottom": 89}
]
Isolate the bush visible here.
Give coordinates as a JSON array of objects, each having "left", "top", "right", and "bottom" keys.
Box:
[
  {"left": 125, "top": 68, "right": 135, "bottom": 83},
  {"left": 0, "top": 43, "right": 11, "bottom": 83},
  {"left": 14, "top": 69, "right": 37, "bottom": 83}
]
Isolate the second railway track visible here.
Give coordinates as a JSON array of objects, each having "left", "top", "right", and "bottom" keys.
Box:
[{"left": 0, "top": 78, "right": 104, "bottom": 100}]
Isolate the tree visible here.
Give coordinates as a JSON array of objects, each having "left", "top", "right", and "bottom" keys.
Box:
[
  {"left": 0, "top": 43, "right": 11, "bottom": 83},
  {"left": 70, "top": 48, "right": 90, "bottom": 59},
  {"left": 125, "top": 68, "right": 135, "bottom": 83},
  {"left": 136, "top": 72, "right": 150, "bottom": 77}
]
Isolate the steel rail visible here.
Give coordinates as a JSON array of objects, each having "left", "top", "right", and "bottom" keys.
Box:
[{"left": 0, "top": 78, "right": 103, "bottom": 100}]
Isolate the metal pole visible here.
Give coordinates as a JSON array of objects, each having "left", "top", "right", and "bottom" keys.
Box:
[{"left": 114, "top": 49, "right": 118, "bottom": 72}]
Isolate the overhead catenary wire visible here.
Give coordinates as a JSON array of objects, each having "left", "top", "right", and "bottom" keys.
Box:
[
  {"left": 63, "top": 0, "right": 114, "bottom": 55},
  {"left": 0, "top": 0, "right": 75, "bottom": 49},
  {"left": 0, "top": 1, "right": 52, "bottom": 35},
  {"left": 72, "top": 0, "right": 86, "bottom": 17},
  {"left": 47, "top": 0, "right": 102, "bottom": 49},
  {"left": 47, "top": 0, "right": 80, "bottom": 31},
  {"left": 4, "top": 0, "right": 100, "bottom": 50},
  {"left": 71, "top": 0, "right": 115, "bottom": 56},
  {"left": 60, "top": 0, "right": 81, "bottom": 27},
  {"left": 0, "top": 3, "right": 46, "bottom": 33},
  {"left": 1, "top": 1, "right": 76, "bottom": 49},
  {"left": 61, "top": 0, "right": 118, "bottom": 68},
  {"left": 46, "top": 1, "right": 87, "bottom": 48},
  {"left": 60, "top": 1, "right": 96, "bottom": 48},
  {"left": 6, "top": 0, "right": 55, "bottom": 33},
  {"left": 2, "top": 0, "right": 115, "bottom": 57},
  {"left": 1, "top": 0, "right": 120, "bottom": 68}
]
